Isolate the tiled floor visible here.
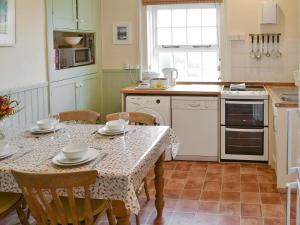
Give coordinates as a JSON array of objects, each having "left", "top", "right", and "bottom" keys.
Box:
[{"left": 0, "top": 161, "right": 297, "bottom": 225}]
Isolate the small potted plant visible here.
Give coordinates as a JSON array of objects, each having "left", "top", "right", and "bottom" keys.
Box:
[{"left": 0, "top": 95, "right": 21, "bottom": 144}]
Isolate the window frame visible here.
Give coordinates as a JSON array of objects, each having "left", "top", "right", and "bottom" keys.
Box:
[{"left": 147, "top": 3, "right": 221, "bottom": 81}]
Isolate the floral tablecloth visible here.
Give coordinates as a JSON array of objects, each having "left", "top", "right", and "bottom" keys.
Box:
[{"left": 0, "top": 125, "right": 179, "bottom": 214}]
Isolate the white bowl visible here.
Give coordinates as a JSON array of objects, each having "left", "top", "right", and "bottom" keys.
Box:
[
  {"left": 62, "top": 143, "right": 88, "bottom": 160},
  {"left": 37, "top": 119, "right": 52, "bottom": 130},
  {"left": 106, "top": 120, "right": 123, "bottom": 131},
  {"left": 63, "top": 37, "right": 83, "bottom": 46}
]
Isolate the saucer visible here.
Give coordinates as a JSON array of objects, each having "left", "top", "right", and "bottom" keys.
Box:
[
  {"left": 30, "top": 123, "right": 63, "bottom": 134},
  {"left": 0, "top": 145, "right": 17, "bottom": 159},
  {"left": 98, "top": 126, "right": 130, "bottom": 136},
  {"left": 52, "top": 148, "right": 98, "bottom": 166}
]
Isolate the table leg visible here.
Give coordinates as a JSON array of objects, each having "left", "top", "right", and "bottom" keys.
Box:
[
  {"left": 112, "top": 200, "right": 131, "bottom": 225},
  {"left": 154, "top": 152, "right": 165, "bottom": 220}
]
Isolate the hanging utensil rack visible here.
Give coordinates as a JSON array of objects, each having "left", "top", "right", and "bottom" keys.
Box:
[{"left": 249, "top": 33, "right": 282, "bottom": 59}]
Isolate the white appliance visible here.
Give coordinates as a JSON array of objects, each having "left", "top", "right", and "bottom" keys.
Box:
[
  {"left": 162, "top": 68, "right": 178, "bottom": 87},
  {"left": 126, "top": 95, "right": 172, "bottom": 160},
  {"left": 286, "top": 108, "right": 300, "bottom": 225},
  {"left": 221, "top": 85, "right": 269, "bottom": 162},
  {"left": 172, "top": 96, "right": 219, "bottom": 161},
  {"left": 261, "top": 2, "right": 278, "bottom": 25}
]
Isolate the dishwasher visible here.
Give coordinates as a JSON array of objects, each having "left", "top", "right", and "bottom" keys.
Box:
[{"left": 172, "top": 96, "right": 219, "bottom": 161}]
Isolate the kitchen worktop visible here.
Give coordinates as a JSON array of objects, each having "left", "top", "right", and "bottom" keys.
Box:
[
  {"left": 121, "top": 84, "right": 223, "bottom": 95},
  {"left": 266, "top": 86, "right": 299, "bottom": 108}
]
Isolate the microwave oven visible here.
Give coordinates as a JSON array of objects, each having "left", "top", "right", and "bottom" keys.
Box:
[{"left": 57, "top": 48, "right": 92, "bottom": 69}]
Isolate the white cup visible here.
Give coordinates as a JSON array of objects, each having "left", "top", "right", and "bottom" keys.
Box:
[
  {"left": 37, "top": 119, "right": 52, "bottom": 130},
  {"left": 106, "top": 120, "right": 123, "bottom": 131}
]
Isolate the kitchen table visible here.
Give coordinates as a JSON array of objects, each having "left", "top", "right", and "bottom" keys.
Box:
[{"left": 0, "top": 124, "right": 178, "bottom": 225}]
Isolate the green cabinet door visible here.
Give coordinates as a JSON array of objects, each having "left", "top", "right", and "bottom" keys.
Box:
[
  {"left": 77, "top": 0, "right": 97, "bottom": 31},
  {"left": 52, "top": 0, "right": 77, "bottom": 30},
  {"left": 78, "top": 75, "right": 101, "bottom": 112}
]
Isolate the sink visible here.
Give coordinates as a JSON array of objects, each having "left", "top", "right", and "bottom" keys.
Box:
[{"left": 280, "top": 93, "right": 298, "bottom": 102}]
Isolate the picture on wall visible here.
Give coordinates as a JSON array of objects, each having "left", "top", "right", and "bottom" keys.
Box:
[
  {"left": 113, "top": 22, "right": 131, "bottom": 45},
  {"left": 0, "top": 0, "right": 15, "bottom": 46}
]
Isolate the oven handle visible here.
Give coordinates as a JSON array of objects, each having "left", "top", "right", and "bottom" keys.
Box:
[
  {"left": 226, "top": 101, "right": 264, "bottom": 105},
  {"left": 225, "top": 128, "right": 264, "bottom": 133}
]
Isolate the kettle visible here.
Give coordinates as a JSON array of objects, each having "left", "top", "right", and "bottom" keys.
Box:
[{"left": 162, "top": 68, "right": 178, "bottom": 87}]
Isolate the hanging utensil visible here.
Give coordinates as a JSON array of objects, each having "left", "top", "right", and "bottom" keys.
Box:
[
  {"left": 249, "top": 35, "right": 255, "bottom": 58},
  {"left": 255, "top": 35, "right": 262, "bottom": 60},
  {"left": 271, "top": 34, "right": 276, "bottom": 58},
  {"left": 261, "top": 34, "right": 265, "bottom": 55},
  {"left": 265, "top": 34, "right": 271, "bottom": 57},
  {"left": 276, "top": 34, "right": 282, "bottom": 57}
]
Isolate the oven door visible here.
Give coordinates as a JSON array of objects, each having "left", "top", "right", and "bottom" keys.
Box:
[
  {"left": 221, "top": 127, "right": 269, "bottom": 161},
  {"left": 221, "top": 99, "right": 268, "bottom": 127}
]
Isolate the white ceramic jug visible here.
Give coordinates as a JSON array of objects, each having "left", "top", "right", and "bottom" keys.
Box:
[{"left": 162, "top": 68, "right": 178, "bottom": 87}]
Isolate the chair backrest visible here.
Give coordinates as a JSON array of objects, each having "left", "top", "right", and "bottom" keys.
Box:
[
  {"left": 12, "top": 170, "right": 98, "bottom": 225},
  {"left": 59, "top": 110, "right": 100, "bottom": 124},
  {"left": 106, "top": 112, "right": 156, "bottom": 125}
]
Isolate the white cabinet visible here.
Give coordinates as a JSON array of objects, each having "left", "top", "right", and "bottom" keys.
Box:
[
  {"left": 50, "top": 74, "right": 100, "bottom": 115},
  {"left": 172, "top": 96, "right": 219, "bottom": 161}
]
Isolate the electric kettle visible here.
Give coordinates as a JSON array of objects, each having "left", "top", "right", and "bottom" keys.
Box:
[{"left": 162, "top": 68, "right": 178, "bottom": 87}]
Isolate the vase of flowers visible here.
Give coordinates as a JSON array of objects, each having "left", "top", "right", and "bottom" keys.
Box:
[{"left": 0, "top": 95, "right": 21, "bottom": 146}]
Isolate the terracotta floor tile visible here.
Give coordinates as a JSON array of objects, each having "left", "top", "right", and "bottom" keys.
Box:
[
  {"left": 163, "top": 199, "right": 178, "bottom": 212},
  {"left": 147, "top": 211, "right": 174, "bottom": 225},
  {"left": 260, "top": 193, "right": 282, "bottom": 204},
  {"left": 259, "top": 183, "right": 278, "bottom": 193},
  {"left": 175, "top": 163, "right": 192, "bottom": 171},
  {"left": 184, "top": 178, "right": 204, "bottom": 189},
  {"left": 198, "top": 201, "right": 220, "bottom": 214},
  {"left": 241, "top": 182, "right": 260, "bottom": 192},
  {"left": 200, "top": 191, "right": 221, "bottom": 201},
  {"left": 163, "top": 162, "right": 177, "bottom": 170},
  {"left": 223, "top": 166, "right": 241, "bottom": 174},
  {"left": 261, "top": 204, "right": 285, "bottom": 218},
  {"left": 218, "top": 215, "right": 240, "bottom": 225},
  {"left": 241, "top": 192, "right": 261, "bottom": 204},
  {"left": 223, "top": 174, "right": 241, "bottom": 183},
  {"left": 205, "top": 173, "right": 222, "bottom": 182},
  {"left": 241, "top": 204, "right": 262, "bottom": 217},
  {"left": 241, "top": 174, "right": 258, "bottom": 183},
  {"left": 164, "top": 170, "right": 174, "bottom": 179},
  {"left": 180, "top": 189, "right": 201, "bottom": 200},
  {"left": 240, "top": 166, "right": 257, "bottom": 174},
  {"left": 175, "top": 200, "right": 199, "bottom": 213},
  {"left": 241, "top": 217, "right": 263, "bottom": 225},
  {"left": 194, "top": 214, "right": 219, "bottom": 225},
  {"left": 165, "top": 178, "right": 186, "bottom": 189},
  {"left": 263, "top": 218, "right": 285, "bottom": 225},
  {"left": 164, "top": 189, "right": 182, "bottom": 199},
  {"left": 257, "top": 167, "right": 275, "bottom": 175},
  {"left": 221, "top": 192, "right": 240, "bottom": 202},
  {"left": 257, "top": 174, "right": 276, "bottom": 184},
  {"left": 171, "top": 171, "right": 189, "bottom": 179},
  {"left": 207, "top": 164, "right": 223, "bottom": 174},
  {"left": 203, "top": 181, "right": 222, "bottom": 191},
  {"left": 187, "top": 171, "right": 206, "bottom": 179},
  {"left": 222, "top": 182, "right": 241, "bottom": 192},
  {"left": 168, "top": 212, "right": 195, "bottom": 225},
  {"left": 220, "top": 202, "right": 241, "bottom": 216},
  {"left": 190, "top": 163, "right": 208, "bottom": 172}
]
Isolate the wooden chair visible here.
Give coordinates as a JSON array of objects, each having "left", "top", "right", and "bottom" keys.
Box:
[
  {"left": 106, "top": 112, "right": 155, "bottom": 225},
  {"left": 106, "top": 112, "right": 155, "bottom": 126},
  {"left": 11, "top": 170, "right": 116, "bottom": 225},
  {"left": 0, "top": 192, "right": 29, "bottom": 225},
  {"left": 59, "top": 110, "right": 100, "bottom": 124}
]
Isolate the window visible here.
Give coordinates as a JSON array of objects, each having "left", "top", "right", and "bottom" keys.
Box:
[{"left": 147, "top": 4, "right": 220, "bottom": 81}]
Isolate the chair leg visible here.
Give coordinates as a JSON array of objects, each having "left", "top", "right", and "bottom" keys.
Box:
[
  {"left": 135, "top": 214, "right": 140, "bottom": 225},
  {"left": 143, "top": 178, "right": 150, "bottom": 201},
  {"left": 106, "top": 206, "right": 116, "bottom": 225},
  {"left": 16, "top": 206, "right": 30, "bottom": 225}
]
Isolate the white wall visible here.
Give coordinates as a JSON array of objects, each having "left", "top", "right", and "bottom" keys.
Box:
[
  {"left": 101, "top": 0, "right": 299, "bottom": 82},
  {"left": 0, "top": 0, "right": 47, "bottom": 90}
]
